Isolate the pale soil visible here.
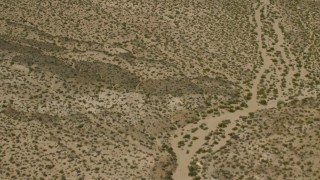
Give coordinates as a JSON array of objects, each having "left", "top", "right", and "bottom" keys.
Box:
[
  {"left": 170, "top": 0, "right": 316, "bottom": 179},
  {"left": 0, "top": 0, "right": 318, "bottom": 179}
]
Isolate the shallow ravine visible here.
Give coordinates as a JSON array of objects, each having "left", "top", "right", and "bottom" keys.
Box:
[{"left": 169, "top": 0, "right": 306, "bottom": 179}]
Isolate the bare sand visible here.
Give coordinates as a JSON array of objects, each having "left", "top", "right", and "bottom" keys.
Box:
[{"left": 170, "top": 0, "right": 314, "bottom": 179}]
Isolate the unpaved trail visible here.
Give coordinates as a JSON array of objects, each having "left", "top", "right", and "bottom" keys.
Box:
[{"left": 170, "top": 0, "right": 292, "bottom": 179}]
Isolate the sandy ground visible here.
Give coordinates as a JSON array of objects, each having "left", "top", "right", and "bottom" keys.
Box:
[{"left": 170, "top": 0, "right": 316, "bottom": 179}]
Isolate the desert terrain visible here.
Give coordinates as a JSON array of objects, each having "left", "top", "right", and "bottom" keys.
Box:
[{"left": 0, "top": 0, "right": 319, "bottom": 179}]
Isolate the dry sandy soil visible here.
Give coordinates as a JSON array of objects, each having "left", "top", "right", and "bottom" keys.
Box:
[{"left": 0, "top": 0, "right": 319, "bottom": 179}]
